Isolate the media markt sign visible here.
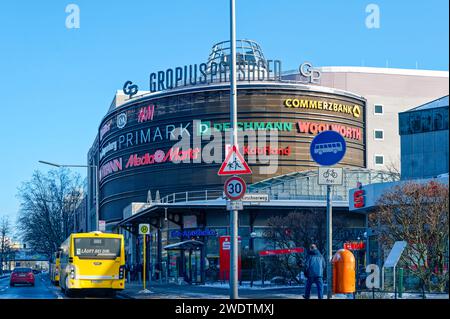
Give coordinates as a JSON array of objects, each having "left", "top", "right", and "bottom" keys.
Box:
[{"left": 318, "top": 167, "right": 343, "bottom": 185}]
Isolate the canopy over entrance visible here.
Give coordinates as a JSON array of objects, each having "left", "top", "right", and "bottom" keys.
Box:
[{"left": 164, "top": 240, "right": 204, "bottom": 251}]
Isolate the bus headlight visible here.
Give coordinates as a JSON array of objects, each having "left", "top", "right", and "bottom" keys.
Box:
[{"left": 119, "top": 266, "right": 125, "bottom": 279}]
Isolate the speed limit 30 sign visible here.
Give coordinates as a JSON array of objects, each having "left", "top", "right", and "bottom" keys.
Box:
[{"left": 224, "top": 176, "right": 247, "bottom": 201}]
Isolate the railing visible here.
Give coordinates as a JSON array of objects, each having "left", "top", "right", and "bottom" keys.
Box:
[
  {"left": 161, "top": 190, "right": 224, "bottom": 204},
  {"left": 159, "top": 189, "right": 346, "bottom": 204}
]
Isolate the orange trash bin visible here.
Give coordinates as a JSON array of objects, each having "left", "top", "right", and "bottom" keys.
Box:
[{"left": 332, "top": 249, "right": 356, "bottom": 294}]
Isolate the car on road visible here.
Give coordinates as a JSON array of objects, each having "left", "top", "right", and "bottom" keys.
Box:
[{"left": 10, "top": 267, "right": 35, "bottom": 287}]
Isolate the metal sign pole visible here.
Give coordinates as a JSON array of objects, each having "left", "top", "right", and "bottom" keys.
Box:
[
  {"left": 229, "top": 0, "right": 239, "bottom": 300},
  {"left": 143, "top": 234, "right": 146, "bottom": 291},
  {"left": 326, "top": 185, "right": 333, "bottom": 299}
]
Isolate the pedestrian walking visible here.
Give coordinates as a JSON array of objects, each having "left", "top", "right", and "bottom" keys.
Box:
[{"left": 303, "top": 244, "right": 326, "bottom": 299}]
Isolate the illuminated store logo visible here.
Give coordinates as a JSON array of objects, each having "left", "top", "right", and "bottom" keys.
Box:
[
  {"left": 344, "top": 241, "right": 366, "bottom": 250},
  {"left": 353, "top": 182, "right": 365, "bottom": 208},
  {"left": 170, "top": 229, "right": 217, "bottom": 238},
  {"left": 235, "top": 145, "right": 291, "bottom": 156},
  {"left": 138, "top": 104, "right": 156, "bottom": 123},
  {"left": 100, "top": 120, "right": 112, "bottom": 141},
  {"left": 99, "top": 158, "right": 122, "bottom": 181},
  {"left": 100, "top": 141, "right": 117, "bottom": 160},
  {"left": 284, "top": 99, "right": 362, "bottom": 118},
  {"left": 118, "top": 123, "right": 191, "bottom": 149},
  {"left": 198, "top": 121, "right": 293, "bottom": 135},
  {"left": 125, "top": 147, "right": 201, "bottom": 168},
  {"left": 117, "top": 113, "right": 127, "bottom": 129},
  {"left": 297, "top": 121, "right": 362, "bottom": 141}
]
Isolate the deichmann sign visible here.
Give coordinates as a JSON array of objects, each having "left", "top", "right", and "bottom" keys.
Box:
[
  {"left": 285, "top": 98, "right": 362, "bottom": 118},
  {"left": 198, "top": 121, "right": 293, "bottom": 134}
]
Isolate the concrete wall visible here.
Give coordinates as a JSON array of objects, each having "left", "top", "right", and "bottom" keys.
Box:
[{"left": 318, "top": 67, "right": 449, "bottom": 172}]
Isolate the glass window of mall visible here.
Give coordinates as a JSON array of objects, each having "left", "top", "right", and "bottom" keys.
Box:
[
  {"left": 375, "top": 155, "right": 384, "bottom": 165},
  {"left": 374, "top": 130, "right": 384, "bottom": 140},
  {"left": 399, "top": 97, "right": 449, "bottom": 135},
  {"left": 374, "top": 104, "right": 383, "bottom": 114}
]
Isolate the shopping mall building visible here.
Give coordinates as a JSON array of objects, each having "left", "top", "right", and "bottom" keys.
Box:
[{"left": 82, "top": 40, "right": 448, "bottom": 284}]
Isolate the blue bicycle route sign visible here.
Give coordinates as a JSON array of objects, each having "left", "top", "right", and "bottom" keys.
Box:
[{"left": 310, "top": 131, "right": 347, "bottom": 166}]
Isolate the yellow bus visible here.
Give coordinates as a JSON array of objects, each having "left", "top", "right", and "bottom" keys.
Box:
[
  {"left": 49, "top": 251, "right": 61, "bottom": 285},
  {"left": 59, "top": 231, "right": 125, "bottom": 297}
]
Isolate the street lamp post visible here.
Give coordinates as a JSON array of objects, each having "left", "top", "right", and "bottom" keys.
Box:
[{"left": 38, "top": 160, "right": 99, "bottom": 232}]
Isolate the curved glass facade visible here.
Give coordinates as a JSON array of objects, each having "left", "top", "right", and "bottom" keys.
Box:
[{"left": 95, "top": 83, "right": 366, "bottom": 222}]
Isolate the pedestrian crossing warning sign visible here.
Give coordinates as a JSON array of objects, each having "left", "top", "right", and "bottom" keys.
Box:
[{"left": 218, "top": 145, "right": 252, "bottom": 176}]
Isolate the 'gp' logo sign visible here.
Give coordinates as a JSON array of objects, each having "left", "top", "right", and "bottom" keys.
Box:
[
  {"left": 299, "top": 62, "right": 321, "bottom": 84},
  {"left": 123, "top": 80, "right": 138, "bottom": 98}
]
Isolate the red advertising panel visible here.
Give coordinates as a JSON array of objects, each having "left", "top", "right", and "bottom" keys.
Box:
[
  {"left": 219, "top": 236, "right": 241, "bottom": 280},
  {"left": 344, "top": 242, "right": 366, "bottom": 250},
  {"left": 259, "top": 247, "right": 304, "bottom": 256}
]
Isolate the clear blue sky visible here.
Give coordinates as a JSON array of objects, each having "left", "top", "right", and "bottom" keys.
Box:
[{"left": 0, "top": 0, "right": 448, "bottom": 228}]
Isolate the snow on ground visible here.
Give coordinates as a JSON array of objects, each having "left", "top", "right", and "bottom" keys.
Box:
[
  {"left": 357, "top": 292, "right": 449, "bottom": 299},
  {"left": 201, "top": 281, "right": 305, "bottom": 290}
]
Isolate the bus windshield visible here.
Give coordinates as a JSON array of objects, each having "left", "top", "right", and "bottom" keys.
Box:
[{"left": 74, "top": 237, "right": 121, "bottom": 259}]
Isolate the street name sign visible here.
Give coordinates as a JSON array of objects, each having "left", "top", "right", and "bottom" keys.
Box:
[
  {"left": 242, "top": 193, "right": 269, "bottom": 202},
  {"left": 139, "top": 224, "right": 150, "bottom": 235},
  {"left": 224, "top": 176, "right": 247, "bottom": 200},
  {"left": 310, "top": 131, "right": 347, "bottom": 166},
  {"left": 318, "top": 167, "right": 343, "bottom": 185},
  {"left": 218, "top": 145, "right": 252, "bottom": 176}
]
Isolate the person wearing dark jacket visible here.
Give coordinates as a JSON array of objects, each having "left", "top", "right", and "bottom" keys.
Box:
[{"left": 303, "top": 244, "right": 325, "bottom": 299}]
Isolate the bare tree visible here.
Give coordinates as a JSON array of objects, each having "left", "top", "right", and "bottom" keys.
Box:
[
  {"left": 16, "top": 169, "right": 84, "bottom": 258},
  {"left": 263, "top": 210, "right": 344, "bottom": 283},
  {"left": 370, "top": 181, "right": 449, "bottom": 292},
  {"left": 0, "top": 216, "right": 12, "bottom": 274}
]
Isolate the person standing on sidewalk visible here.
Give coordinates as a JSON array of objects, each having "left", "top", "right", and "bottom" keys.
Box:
[{"left": 303, "top": 244, "right": 325, "bottom": 299}]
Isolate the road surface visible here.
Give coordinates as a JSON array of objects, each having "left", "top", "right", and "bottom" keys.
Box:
[
  {"left": 0, "top": 273, "right": 62, "bottom": 299},
  {"left": 0, "top": 274, "right": 127, "bottom": 299}
]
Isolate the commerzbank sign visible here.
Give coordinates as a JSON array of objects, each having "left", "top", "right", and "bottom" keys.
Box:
[{"left": 284, "top": 98, "right": 362, "bottom": 118}]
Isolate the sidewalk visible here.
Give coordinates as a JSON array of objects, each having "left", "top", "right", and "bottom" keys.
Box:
[{"left": 118, "top": 280, "right": 340, "bottom": 299}]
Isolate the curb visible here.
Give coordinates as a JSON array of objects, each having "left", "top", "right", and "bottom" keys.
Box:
[{"left": 117, "top": 291, "right": 136, "bottom": 299}]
